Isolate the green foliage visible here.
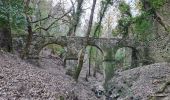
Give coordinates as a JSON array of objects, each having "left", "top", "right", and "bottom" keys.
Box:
[
  {"left": 0, "top": 0, "right": 25, "bottom": 27},
  {"left": 134, "top": 19, "right": 151, "bottom": 32},
  {"left": 119, "top": 1, "right": 131, "bottom": 15},
  {"left": 132, "top": 10, "right": 154, "bottom": 41},
  {"left": 117, "top": 16, "right": 131, "bottom": 35},
  {"left": 116, "top": 1, "right": 132, "bottom": 36},
  {"left": 149, "top": 0, "right": 167, "bottom": 9},
  {"left": 115, "top": 48, "right": 125, "bottom": 61},
  {"left": 112, "top": 29, "right": 119, "bottom": 36},
  {"left": 47, "top": 44, "right": 65, "bottom": 55},
  {"left": 101, "top": 0, "right": 112, "bottom": 5},
  {"left": 92, "top": 22, "right": 103, "bottom": 37},
  {"left": 0, "top": 0, "right": 26, "bottom": 29},
  {"left": 116, "top": 1, "right": 157, "bottom": 41}
]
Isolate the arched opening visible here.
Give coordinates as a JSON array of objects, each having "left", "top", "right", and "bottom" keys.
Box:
[
  {"left": 38, "top": 43, "right": 66, "bottom": 69},
  {"left": 115, "top": 47, "right": 139, "bottom": 70},
  {"left": 115, "top": 47, "right": 129, "bottom": 70},
  {"left": 39, "top": 43, "right": 66, "bottom": 57},
  {"left": 86, "top": 45, "right": 104, "bottom": 77},
  {"left": 65, "top": 45, "right": 104, "bottom": 78}
]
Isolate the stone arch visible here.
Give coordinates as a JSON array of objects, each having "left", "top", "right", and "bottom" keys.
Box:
[
  {"left": 29, "top": 36, "right": 67, "bottom": 58},
  {"left": 28, "top": 42, "right": 67, "bottom": 66},
  {"left": 38, "top": 43, "right": 66, "bottom": 57},
  {"left": 115, "top": 47, "right": 131, "bottom": 69},
  {"left": 38, "top": 43, "right": 66, "bottom": 58},
  {"left": 74, "top": 45, "right": 104, "bottom": 78},
  {"left": 36, "top": 43, "right": 67, "bottom": 67},
  {"left": 87, "top": 44, "right": 104, "bottom": 56},
  {"left": 115, "top": 46, "right": 140, "bottom": 68}
]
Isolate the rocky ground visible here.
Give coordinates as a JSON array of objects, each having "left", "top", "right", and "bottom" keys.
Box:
[{"left": 107, "top": 63, "right": 170, "bottom": 100}]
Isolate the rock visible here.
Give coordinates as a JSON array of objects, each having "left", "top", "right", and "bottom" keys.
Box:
[{"left": 107, "top": 63, "right": 170, "bottom": 100}]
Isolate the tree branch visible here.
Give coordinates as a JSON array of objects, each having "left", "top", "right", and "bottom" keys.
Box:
[
  {"left": 30, "top": 15, "right": 50, "bottom": 23},
  {"left": 154, "top": 11, "right": 169, "bottom": 32},
  {"left": 34, "top": 9, "right": 72, "bottom": 32}
]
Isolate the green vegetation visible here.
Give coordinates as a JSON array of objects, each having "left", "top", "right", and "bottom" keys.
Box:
[
  {"left": 133, "top": 13, "right": 153, "bottom": 41},
  {"left": 47, "top": 44, "right": 65, "bottom": 55},
  {"left": 115, "top": 48, "right": 125, "bottom": 61},
  {"left": 0, "top": 0, "right": 25, "bottom": 30},
  {"left": 0, "top": 0, "right": 169, "bottom": 93},
  {"left": 149, "top": 0, "right": 167, "bottom": 9},
  {"left": 116, "top": 1, "right": 132, "bottom": 36}
]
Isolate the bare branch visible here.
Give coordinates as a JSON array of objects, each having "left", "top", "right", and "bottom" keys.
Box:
[
  {"left": 67, "top": 0, "right": 84, "bottom": 36},
  {"left": 30, "top": 15, "right": 51, "bottom": 23},
  {"left": 45, "top": 9, "right": 72, "bottom": 31},
  {"left": 93, "top": 0, "right": 111, "bottom": 36},
  {"left": 34, "top": 8, "right": 72, "bottom": 32},
  {"left": 85, "top": 0, "right": 97, "bottom": 37}
]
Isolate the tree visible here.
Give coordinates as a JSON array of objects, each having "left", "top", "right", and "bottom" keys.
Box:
[
  {"left": 22, "top": 0, "right": 72, "bottom": 58},
  {"left": 22, "top": 0, "right": 33, "bottom": 58},
  {"left": 74, "top": 0, "right": 97, "bottom": 81},
  {"left": 67, "top": 0, "right": 84, "bottom": 36},
  {"left": 0, "top": 0, "right": 25, "bottom": 52},
  {"left": 88, "top": 0, "right": 112, "bottom": 77}
]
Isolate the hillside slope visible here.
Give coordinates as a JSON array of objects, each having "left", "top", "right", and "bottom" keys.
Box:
[
  {"left": 0, "top": 51, "right": 99, "bottom": 100},
  {"left": 107, "top": 63, "right": 170, "bottom": 100}
]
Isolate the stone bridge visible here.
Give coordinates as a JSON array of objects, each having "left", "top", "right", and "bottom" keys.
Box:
[
  {"left": 29, "top": 36, "right": 136, "bottom": 60},
  {"left": 30, "top": 36, "right": 138, "bottom": 63},
  {"left": 29, "top": 36, "right": 140, "bottom": 82}
]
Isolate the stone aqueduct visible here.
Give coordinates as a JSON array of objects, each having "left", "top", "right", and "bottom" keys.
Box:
[
  {"left": 28, "top": 35, "right": 141, "bottom": 82},
  {"left": 29, "top": 36, "right": 139, "bottom": 66}
]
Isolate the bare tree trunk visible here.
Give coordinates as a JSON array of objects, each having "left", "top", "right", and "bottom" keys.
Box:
[
  {"left": 67, "top": 0, "right": 84, "bottom": 36},
  {"left": 74, "top": 0, "right": 97, "bottom": 81},
  {"left": 23, "top": 18, "right": 33, "bottom": 58},
  {"left": 88, "top": 0, "right": 109, "bottom": 77},
  {"left": 85, "top": 0, "right": 96, "bottom": 37},
  {"left": 88, "top": 49, "right": 92, "bottom": 76},
  {"left": 87, "top": 0, "right": 110, "bottom": 74},
  {"left": 93, "top": 0, "right": 110, "bottom": 36},
  {"left": 22, "top": 0, "right": 33, "bottom": 58},
  {"left": 74, "top": 48, "right": 86, "bottom": 81}
]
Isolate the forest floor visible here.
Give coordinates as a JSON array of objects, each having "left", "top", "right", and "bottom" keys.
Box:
[
  {"left": 0, "top": 50, "right": 170, "bottom": 100},
  {"left": 0, "top": 50, "right": 101, "bottom": 100}
]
